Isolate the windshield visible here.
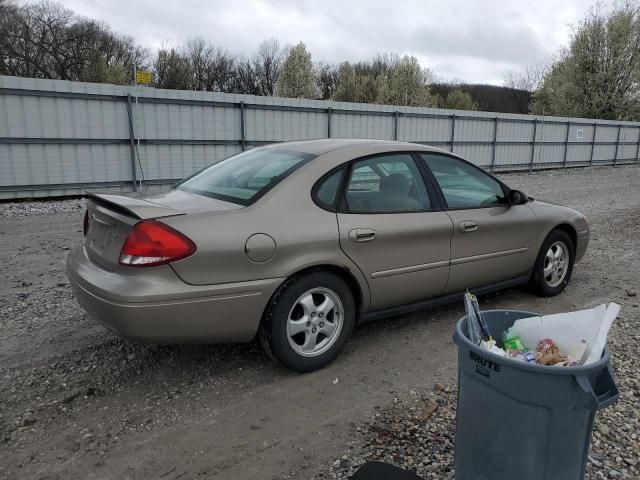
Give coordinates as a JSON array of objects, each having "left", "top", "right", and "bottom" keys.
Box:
[{"left": 176, "top": 148, "right": 315, "bottom": 205}]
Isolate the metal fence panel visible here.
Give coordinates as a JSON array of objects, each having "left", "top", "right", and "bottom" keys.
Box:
[
  {"left": 331, "top": 112, "right": 395, "bottom": 140},
  {"left": 246, "top": 109, "right": 326, "bottom": 141},
  {"left": 495, "top": 144, "right": 532, "bottom": 169},
  {"left": 1, "top": 75, "right": 639, "bottom": 199},
  {"left": 452, "top": 144, "right": 492, "bottom": 166},
  {"left": 400, "top": 116, "right": 451, "bottom": 143}
]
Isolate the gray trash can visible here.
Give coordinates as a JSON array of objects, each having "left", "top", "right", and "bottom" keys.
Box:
[{"left": 453, "top": 310, "right": 618, "bottom": 480}]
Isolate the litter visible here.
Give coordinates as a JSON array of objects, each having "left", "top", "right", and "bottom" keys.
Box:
[
  {"left": 507, "top": 303, "right": 619, "bottom": 366},
  {"left": 464, "top": 293, "right": 620, "bottom": 367},
  {"left": 535, "top": 338, "right": 568, "bottom": 366},
  {"left": 479, "top": 338, "right": 506, "bottom": 357}
]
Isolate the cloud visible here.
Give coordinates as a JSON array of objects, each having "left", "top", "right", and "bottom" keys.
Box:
[{"left": 55, "top": 0, "right": 602, "bottom": 84}]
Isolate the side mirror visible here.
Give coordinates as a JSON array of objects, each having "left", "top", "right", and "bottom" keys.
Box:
[{"left": 508, "top": 189, "right": 528, "bottom": 205}]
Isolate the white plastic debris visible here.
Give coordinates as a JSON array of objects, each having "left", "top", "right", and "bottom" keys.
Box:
[
  {"left": 480, "top": 339, "right": 507, "bottom": 357},
  {"left": 567, "top": 340, "right": 590, "bottom": 365},
  {"left": 508, "top": 303, "right": 619, "bottom": 365}
]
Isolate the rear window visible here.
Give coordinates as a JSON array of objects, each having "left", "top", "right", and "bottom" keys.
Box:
[{"left": 176, "top": 148, "right": 315, "bottom": 205}]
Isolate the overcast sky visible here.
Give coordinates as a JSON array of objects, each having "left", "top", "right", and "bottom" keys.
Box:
[{"left": 54, "top": 0, "right": 606, "bottom": 85}]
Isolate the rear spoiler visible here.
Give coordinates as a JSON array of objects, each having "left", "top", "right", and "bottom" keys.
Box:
[{"left": 86, "top": 193, "right": 186, "bottom": 220}]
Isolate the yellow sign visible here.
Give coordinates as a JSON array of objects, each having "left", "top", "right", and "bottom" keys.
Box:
[{"left": 136, "top": 70, "right": 153, "bottom": 85}]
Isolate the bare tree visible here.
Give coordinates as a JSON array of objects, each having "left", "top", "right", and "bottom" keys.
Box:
[
  {"left": 503, "top": 60, "right": 548, "bottom": 92},
  {"left": 503, "top": 60, "right": 548, "bottom": 113},
  {"left": 158, "top": 37, "right": 236, "bottom": 92},
  {"left": 316, "top": 62, "right": 338, "bottom": 100},
  {"left": 153, "top": 47, "right": 191, "bottom": 90},
  {"left": 253, "top": 38, "right": 283, "bottom": 96},
  {"left": 207, "top": 48, "right": 236, "bottom": 92},
  {"left": 0, "top": 1, "right": 147, "bottom": 83},
  {"left": 233, "top": 57, "right": 260, "bottom": 95},
  {"left": 184, "top": 37, "right": 210, "bottom": 91}
]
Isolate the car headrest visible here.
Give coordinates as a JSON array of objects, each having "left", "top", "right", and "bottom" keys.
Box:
[{"left": 380, "top": 173, "right": 410, "bottom": 196}]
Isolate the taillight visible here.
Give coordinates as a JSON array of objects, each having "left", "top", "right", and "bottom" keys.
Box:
[
  {"left": 83, "top": 210, "right": 90, "bottom": 236},
  {"left": 119, "top": 221, "right": 196, "bottom": 267}
]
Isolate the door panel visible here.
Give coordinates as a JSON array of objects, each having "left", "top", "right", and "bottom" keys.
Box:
[
  {"left": 444, "top": 205, "right": 537, "bottom": 292},
  {"left": 335, "top": 152, "right": 453, "bottom": 309},
  {"left": 420, "top": 152, "right": 539, "bottom": 291},
  {"left": 337, "top": 212, "right": 453, "bottom": 308}
]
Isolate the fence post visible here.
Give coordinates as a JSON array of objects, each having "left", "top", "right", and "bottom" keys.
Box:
[
  {"left": 635, "top": 127, "right": 640, "bottom": 165},
  {"left": 240, "top": 101, "right": 246, "bottom": 151},
  {"left": 590, "top": 123, "right": 597, "bottom": 166},
  {"left": 613, "top": 124, "right": 621, "bottom": 167},
  {"left": 125, "top": 94, "right": 138, "bottom": 192},
  {"left": 327, "top": 107, "right": 332, "bottom": 138},
  {"left": 490, "top": 117, "right": 498, "bottom": 173},
  {"left": 450, "top": 114, "right": 456, "bottom": 152},
  {"left": 562, "top": 121, "right": 570, "bottom": 169},
  {"left": 393, "top": 111, "right": 399, "bottom": 141},
  {"left": 530, "top": 119, "right": 538, "bottom": 173}
]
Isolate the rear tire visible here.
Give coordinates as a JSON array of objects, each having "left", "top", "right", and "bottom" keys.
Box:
[
  {"left": 529, "top": 229, "right": 575, "bottom": 297},
  {"left": 259, "top": 272, "right": 355, "bottom": 373}
]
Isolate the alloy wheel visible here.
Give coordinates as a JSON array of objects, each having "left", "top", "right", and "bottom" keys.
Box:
[
  {"left": 543, "top": 240, "right": 569, "bottom": 288},
  {"left": 286, "top": 287, "right": 344, "bottom": 357}
]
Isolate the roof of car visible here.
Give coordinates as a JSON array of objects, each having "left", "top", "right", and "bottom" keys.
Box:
[{"left": 261, "top": 138, "right": 448, "bottom": 156}]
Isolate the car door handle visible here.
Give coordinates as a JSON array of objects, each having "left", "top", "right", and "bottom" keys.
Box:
[
  {"left": 459, "top": 220, "right": 479, "bottom": 233},
  {"left": 349, "top": 228, "right": 377, "bottom": 243}
]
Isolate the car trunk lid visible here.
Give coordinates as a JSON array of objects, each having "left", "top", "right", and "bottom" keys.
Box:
[
  {"left": 84, "top": 191, "right": 242, "bottom": 270},
  {"left": 86, "top": 192, "right": 188, "bottom": 220},
  {"left": 84, "top": 192, "right": 187, "bottom": 270}
]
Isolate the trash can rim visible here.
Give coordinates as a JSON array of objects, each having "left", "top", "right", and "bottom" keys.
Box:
[{"left": 454, "top": 309, "right": 611, "bottom": 375}]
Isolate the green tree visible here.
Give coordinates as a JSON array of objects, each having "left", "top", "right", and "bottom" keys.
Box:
[
  {"left": 531, "top": 3, "right": 640, "bottom": 120},
  {"left": 276, "top": 42, "right": 317, "bottom": 98},
  {"left": 440, "top": 88, "right": 479, "bottom": 110},
  {"left": 333, "top": 61, "right": 381, "bottom": 103},
  {"left": 333, "top": 54, "right": 434, "bottom": 106},
  {"left": 380, "top": 55, "right": 434, "bottom": 107}
]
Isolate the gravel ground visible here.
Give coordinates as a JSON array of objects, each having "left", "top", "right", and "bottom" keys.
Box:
[
  {"left": 318, "top": 297, "right": 640, "bottom": 480},
  {"left": 0, "top": 198, "right": 84, "bottom": 219},
  {"left": 1, "top": 165, "right": 639, "bottom": 480}
]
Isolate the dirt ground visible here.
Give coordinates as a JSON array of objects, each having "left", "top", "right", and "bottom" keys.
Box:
[{"left": 1, "top": 165, "right": 639, "bottom": 480}]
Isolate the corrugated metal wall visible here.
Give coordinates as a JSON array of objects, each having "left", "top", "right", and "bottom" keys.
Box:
[{"left": 1, "top": 75, "right": 639, "bottom": 199}]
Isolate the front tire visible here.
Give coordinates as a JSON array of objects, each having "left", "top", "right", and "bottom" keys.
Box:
[
  {"left": 259, "top": 272, "right": 355, "bottom": 373},
  {"left": 529, "top": 229, "right": 575, "bottom": 297}
]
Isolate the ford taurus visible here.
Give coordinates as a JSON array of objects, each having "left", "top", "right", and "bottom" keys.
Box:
[{"left": 66, "top": 139, "right": 589, "bottom": 372}]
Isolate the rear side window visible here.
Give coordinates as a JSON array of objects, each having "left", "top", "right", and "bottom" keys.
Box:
[
  {"left": 421, "top": 153, "right": 505, "bottom": 208},
  {"left": 314, "top": 169, "right": 344, "bottom": 209},
  {"left": 177, "top": 148, "right": 314, "bottom": 205},
  {"left": 345, "top": 154, "right": 431, "bottom": 213}
]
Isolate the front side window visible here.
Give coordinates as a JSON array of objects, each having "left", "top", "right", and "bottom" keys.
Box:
[
  {"left": 420, "top": 153, "right": 505, "bottom": 208},
  {"left": 344, "top": 154, "right": 431, "bottom": 213},
  {"left": 177, "top": 148, "right": 314, "bottom": 205}
]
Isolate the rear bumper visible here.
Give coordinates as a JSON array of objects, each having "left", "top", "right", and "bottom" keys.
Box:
[
  {"left": 575, "top": 229, "right": 589, "bottom": 263},
  {"left": 66, "top": 246, "right": 283, "bottom": 343}
]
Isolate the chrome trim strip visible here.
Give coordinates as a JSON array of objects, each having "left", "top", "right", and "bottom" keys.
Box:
[
  {"left": 451, "top": 247, "right": 528, "bottom": 266},
  {"left": 371, "top": 260, "right": 449, "bottom": 279}
]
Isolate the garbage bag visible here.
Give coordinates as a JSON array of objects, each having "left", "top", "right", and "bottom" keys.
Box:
[{"left": 507, "top": 303, "right": 619, "bottom": 365}]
